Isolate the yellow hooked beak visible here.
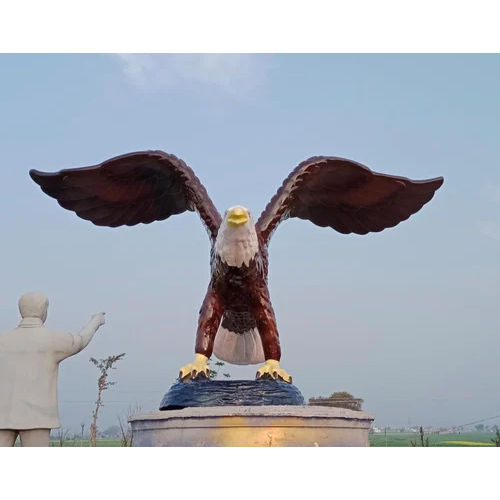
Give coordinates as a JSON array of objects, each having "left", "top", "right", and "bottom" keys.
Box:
[{"left": 227, "top": 206, "right": 249, "bottom": 226}]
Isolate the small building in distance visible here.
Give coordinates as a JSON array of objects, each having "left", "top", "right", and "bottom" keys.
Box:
[{"left": 309, "top": 391, "right": 363, "bottom": 411}]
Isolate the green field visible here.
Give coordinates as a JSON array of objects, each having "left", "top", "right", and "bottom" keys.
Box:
[
  {"left": 48, "top": 439, "right": 123, "bottom": 447},
  {"left": 369, "top": 431, "right": 496, "bottom": 447}
]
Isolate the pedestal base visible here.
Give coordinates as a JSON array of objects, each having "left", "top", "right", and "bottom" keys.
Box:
[
  {"left": 129, "top": 406, "right": 374, "bottom": 447},
  {"left": 160, "top": 379, "right": 304, "bottom": 409}
]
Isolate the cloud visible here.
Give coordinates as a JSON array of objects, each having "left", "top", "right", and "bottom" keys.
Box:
[{"left": 113, "top": 54, "right": 267, "bottom": 97}]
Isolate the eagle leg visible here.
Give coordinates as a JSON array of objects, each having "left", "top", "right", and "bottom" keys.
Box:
[
  {"left": 179, "top": 285, "right": 223, "bottom": 381},
  {"left": 253, "top": 289, "right": 292, "bottom": 384},
  {"left": 256, "top": 359, "right": 292, "bottom": 384},
  {"left": 179, "top": 353, "right": 211, "bottom": 380}
]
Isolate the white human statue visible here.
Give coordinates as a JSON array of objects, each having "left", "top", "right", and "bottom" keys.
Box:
[{"left": 0, "top": 292, "right": 105, "bottom": 447}]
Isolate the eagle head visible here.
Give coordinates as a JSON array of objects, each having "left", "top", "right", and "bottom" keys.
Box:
[{"left": 215, "top": 206, "right": 259, "bottom": 267}]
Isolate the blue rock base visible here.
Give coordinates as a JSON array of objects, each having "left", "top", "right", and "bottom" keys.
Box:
[{"left": 159, "top": 379, "right": 305, "bottom": 410}]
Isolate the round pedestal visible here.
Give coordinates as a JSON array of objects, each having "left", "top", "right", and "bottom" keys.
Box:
[{"left": 129, "top": 406, "right": 374, "bottom": 447}]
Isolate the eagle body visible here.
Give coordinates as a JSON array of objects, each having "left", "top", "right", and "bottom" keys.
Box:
[
  {"left": 212, "top": 254, "right": 265, "bottom": 333},
  {"left": 210, "top": 217, "right": 271, "bottom": 365},
  {"left": 29, "top": 151, "right": 444, "bottom": 383}
]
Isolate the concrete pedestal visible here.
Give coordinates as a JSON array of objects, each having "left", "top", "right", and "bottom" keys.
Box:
[{"left": 129, "top": 405, "right": 374, "bottom": 447}]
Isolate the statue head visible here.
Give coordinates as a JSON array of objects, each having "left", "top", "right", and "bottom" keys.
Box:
[{"left": 18, "top": 292, "right": 49, "bottom": 324}]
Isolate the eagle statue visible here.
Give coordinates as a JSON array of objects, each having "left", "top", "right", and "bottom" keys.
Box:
[{"left": 30, "top": 151, "right": 443, "bottom": 383}]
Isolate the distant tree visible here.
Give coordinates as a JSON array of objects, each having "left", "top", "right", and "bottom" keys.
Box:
[
  {"left": 410, "top": 426, "right": 429, "bottom": 447},
  {"left": 309, "top": 391, "right": 363, "bottom": 411},
  {"left": 55, "top": 427, "right": 69, "bottom": 447},
  {"left": 475, "top": 424, "right": 485, "bottom": 432},
  {"left": 329, "top": 391, "right": 355, "bottom": 399},
  {"left": 491, "top": 429, "right": 500, "bottom": 447},
  {"left": 101, "top": 424, "right": 121, "bottom": 438},
  {"left": 118, "top": 417, "right": 130, "bottom": 446},
  {"left": 118, "top": 403, "right": 142, "bottom": 447},
  {"left": 89, "top": 353, "right": 125, "bottom": 447},
  {"left": 419, "top": 426, "right": 427, "bottom": 447},
  {"left": 318, "top": 391, "right": 362, "bottom": 411}
]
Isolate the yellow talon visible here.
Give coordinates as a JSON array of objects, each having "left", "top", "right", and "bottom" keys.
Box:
[
  {"left": 256, "top": 359, "right": 292, "bottom": 384},
  {"left": 179, "top": 353, "right": 210, "bottom": 381}
]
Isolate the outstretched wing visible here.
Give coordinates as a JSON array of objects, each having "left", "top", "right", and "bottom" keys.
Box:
[
  {"left": 256, "top": 156, "right": 443, "bottom": 245},
  {"left": 30, "top": 150, "right": 222, "bottom": 240}
]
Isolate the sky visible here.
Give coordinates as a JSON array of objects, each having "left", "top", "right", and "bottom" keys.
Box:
[{"left": 1, "top": 54, "right": 499, "bottom": 432}]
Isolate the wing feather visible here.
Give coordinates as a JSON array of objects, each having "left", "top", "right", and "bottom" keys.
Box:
[
  {"left": 30, "top": 150, "right": 222, "bottom": 239},
  {"left": 257, "top": 156, "right": 443, "bottom": 245}
]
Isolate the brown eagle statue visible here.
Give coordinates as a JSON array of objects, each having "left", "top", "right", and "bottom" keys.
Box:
[{"left": 30, "top": 151, "right": 443, "bottom": 383}]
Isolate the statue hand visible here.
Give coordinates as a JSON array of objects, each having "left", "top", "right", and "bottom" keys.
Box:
[{"left": 92, "top": 312, "right": 106, "bottom": 327}]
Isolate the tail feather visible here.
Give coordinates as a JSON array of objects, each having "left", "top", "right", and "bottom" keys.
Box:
[{"left": 213, "top": 326, "right": 265, "bottom": 365}]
